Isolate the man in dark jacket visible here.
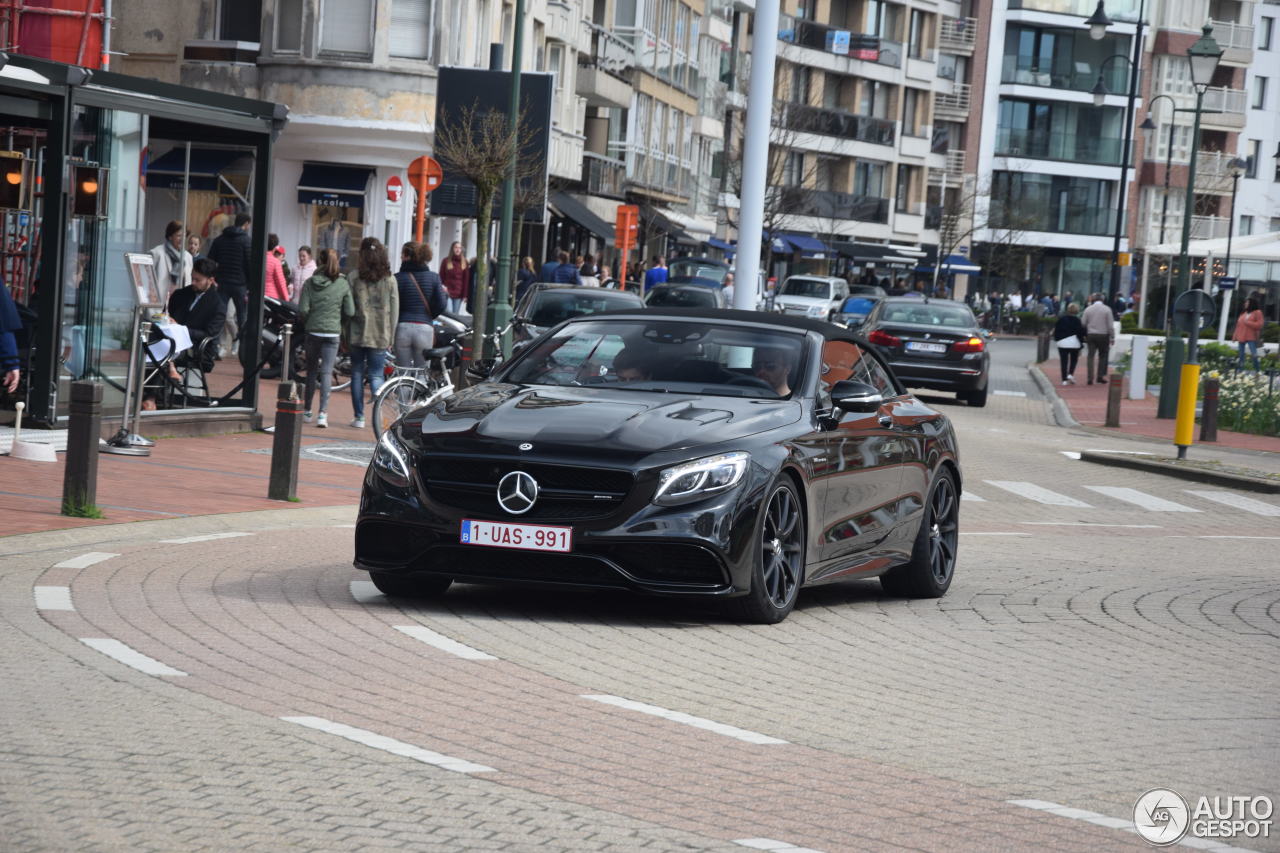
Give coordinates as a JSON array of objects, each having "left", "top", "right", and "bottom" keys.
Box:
[
  {"left": 206, "top": 212, "right": 252, "bottom": 349},
  {"left": 551, "top": 250, "right": 581, "bottom": 285},
  {"left": 168, "top": 257, "right": 227, "bottom": 371}
]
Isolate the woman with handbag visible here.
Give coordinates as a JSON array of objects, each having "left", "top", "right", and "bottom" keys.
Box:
[
  {"left": 1052, "top": 302, "right": 1086, "bottom": 385},
  {"left": 394, "top": 241, "right": 447, "bottom": 369}
]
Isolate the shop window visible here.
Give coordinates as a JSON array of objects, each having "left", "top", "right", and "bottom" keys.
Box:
[{"left": 320, "top": 0, "right": 374, "bottom": 57}]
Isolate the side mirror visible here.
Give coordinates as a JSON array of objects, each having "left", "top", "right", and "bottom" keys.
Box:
[{"left": 830, "top": 380, "right": 883, "bottom": 413}]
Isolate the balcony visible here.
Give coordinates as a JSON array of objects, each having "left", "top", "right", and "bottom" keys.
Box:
[
  {"left": 1194, "top": 150, "right": 1243, "bottom": 192},
  {"left": 1000, "top": 56, "right": 1128, "bottom": 93},
  {"left": 939, "top": 17, "right": 977, "bottom": 54},
  {"left": 776, "top": 102, "right": 896, "bottom": 147},
  {"left": 778, "top": 17, "right": 904, "bottom": 68},
  {"left": 992, "top": 201, "right": 1116, "bottom": 236},
  {"left": 1200, "top": 86, "right": 1248, "bottom": 128},
  {"left": 577, "top": 26, "right": 634, "bottom": 108},
  {"left": 583, "top": 152, "right": 626, "bottom": 199},
  {"left": 1008, "top": 0, "right": 1141, "bottom": 22},
  {"left": 1191, "top": 214, "right": 1230, "bottom": 240},
  {"left": 995, "top": 127, "right": 1125, "bottom": 166},
  {"left": 1210, "top": 19, "right": 1255, "bottom": 64},
  {"left": 546, "top": 0, "right": 591, "bottom": 52},
  {"left": 778, "top": 187, "right": 890, "bottom": 223},
  {"left": 928, "top": 150, "right": 966, "bottom": 185},
  {"left": 934, "top": 84, "right": 971, "bottom": 120}
]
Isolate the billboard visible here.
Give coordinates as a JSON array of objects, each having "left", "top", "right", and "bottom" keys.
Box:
[{"left": 431, "top": 67, "right": 553, "bottom": 222}]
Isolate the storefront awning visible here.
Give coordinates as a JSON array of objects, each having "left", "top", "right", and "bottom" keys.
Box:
[
  {"left": 832, "top": 241, "right": 918, "bottom": 264},
  {"left": 147, "top": 147, "right": 246, "bottom": 191},
  {"left": 777, "top": 233, "right": 832, "bottom": 256},
  {"left": 917, "top": 253, "right": 981, "bottom": 274},
  {"left": 705, "top": 237, "right": 734, "bottom": 251},
  {"left": 297, "top": 163, "right": 373, "bottom": 208},
  {"left": 642, "top": 206, "right": 694, "bottom": 244},
  {"left": 550, "top": 191, "right": 614, "bottom": 241}
]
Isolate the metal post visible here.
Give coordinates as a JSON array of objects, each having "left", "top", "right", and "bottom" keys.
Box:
[
  {"left": 1217, "top": 171, "right": 1239, "bottom": 342},
  {"left": 268, "top": 379, "right": 304, "bottom": 501},
  {"left": 1200, "top": 375, "right": 1219, "bottom": 442},
  {"left": 490, "top": 0, "right": 526, "bottom": 358},
  {"left": 103, "top": 309, "right": 155, "bottom": 456},
  {"left": 733, "top": 0, "right": 781, "bottom": 311},
  {"left": 1158, "top": 117, "right": 1175, "bottom": 329},
  {"left": 61, "top": 381, "right": 102, "bottom": 516},
  {"left": 1106, "top": 373, "right": 1124, "bottom": 427},
  {"left": 1107, "top": 0, "right": 1145, "bottom": 305}
]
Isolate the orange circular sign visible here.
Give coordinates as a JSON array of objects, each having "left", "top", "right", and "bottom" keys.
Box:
[{"left": 408, "top": 156, "right": 443, "bottom": 193}]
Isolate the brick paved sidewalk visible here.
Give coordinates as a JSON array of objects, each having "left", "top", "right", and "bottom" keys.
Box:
[{"left": 1035, "top": 358, "right": 1280, "bottom": 454}]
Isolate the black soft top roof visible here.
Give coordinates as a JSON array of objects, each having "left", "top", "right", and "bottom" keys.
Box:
[{"left": 577, "top": 307, "right": 869, "bottom": 343}]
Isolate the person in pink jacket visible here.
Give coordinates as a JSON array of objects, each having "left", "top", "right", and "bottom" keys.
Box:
[
  {"left": 1231, "top": 296, "right": 1264, "bottom": 370},
  {"left": 264, "top": 233, "right": 290, "bottom": 302}
]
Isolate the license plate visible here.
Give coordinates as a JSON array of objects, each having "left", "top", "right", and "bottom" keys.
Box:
[
  {"left": 906, "top": 341, "right": 947, "bottom": 353},
  {"left": 460, "top": 519, "right": 573, "bottom": 553}
]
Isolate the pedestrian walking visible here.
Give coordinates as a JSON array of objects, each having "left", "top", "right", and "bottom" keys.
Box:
[
  {"left": 579, "top": 258, "right": 600, "bottom": 287},
  {"left": 291, "top": 245, "right": 315, "bottom": 303},
  {"left": 394, "top": 241, "right": 445, "bottom": 369},
  {"left": 149, "top": 220, "right": 192, "bottom": 298},
  {"left": 264, "top": 233, "right": 289, "bottom": 302},
  {"left": 186, "top": 233, "right": 204, "bottom": 261},
  {"left": 539, "top": 253, "right": 559, "bottom": 282},
  {"left": 439, "top": 241, "right": 469, "bottom": 314},
  {"left": 1082, "top": 292, "right": 1115, "bottom": 384},
  {"left": 1, "top": 275, "right": 23, "bottom": 394},
  {"left": 297, "top": 248, "right": 354, "bottom": 428},
  {"left": 643, "top": 256, "right": 667, "bottom": 292},
  {"left": 206, "top": 212, "right": 252, "bottom": 355},
  {"left": 1231, "top": 297, "right": 1264, "bottom": 371},
  {"left": 515, "top": 256, "right": 537, "bottom": 302},
  {"left": 346, "top": 237, "right": 399, "bottom": 429},
  {"left": 551, "top": 250, "right": 581, "bottom": 284},
  {"left": 1052, "top": 303, "right": 1085, "bottom": 385}
]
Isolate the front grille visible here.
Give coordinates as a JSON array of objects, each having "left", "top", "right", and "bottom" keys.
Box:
[
  {"left": 423, "top": 546, "right": 624, "bottom": 586},
  {"left": 422, "top": 457, "right": 634, "bottom": 521}
]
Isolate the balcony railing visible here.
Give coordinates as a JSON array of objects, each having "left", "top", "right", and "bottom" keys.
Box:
[
  {"left": 995, "top": 127, "right": 1125, "bottom": 165},
  {"left": 1195, "top": 150, "right": 1242, "bottom": 191},
  {"left": 584, "top": 152, "right": 626, "bottom": 199},
  {"left": 991, "top": 201, "right": 1116, "bottom": 236},
  {"left": 1209, "top": 19, "right": 1255, "bottom": 51},
  {"left": 930, "top": 150, "right": 966, "bottom": 184},
  {"left": 934, "top": 84, "right": 972, "bottom": 117},
  {"left": 939, "top": 17, "right": 977, "bottom": 52},
  {"left": 1000, "top": 56, "right": 1128, "bottom": 93},
  {"left": 777, "top": 188, "right": 890, "bottom": 223},
  {"left": 583, "top": 23, "right": 635, "bottom": 77},
  {"left": 1007, "top": 0, "right": 1141, "bottom": 21},
  {"left": 776, "top": 102, "right": 896, "bottom": 147},
  {"left": 778, "top": 17, "right": 904, "bottom": 68},
  {"left": 1191, "top": 214, "right": 1230, "bottom": 240},
  {"left": 1202, "top": 85, "right": 1248, "bottom": 114}
]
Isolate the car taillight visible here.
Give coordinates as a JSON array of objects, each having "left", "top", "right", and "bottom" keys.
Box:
[
  {"left": 868, "top": 330, "right": 901, "bottom": 347},
  {"left": 952, "top": 336, "right": 985, "bottom": 353}
]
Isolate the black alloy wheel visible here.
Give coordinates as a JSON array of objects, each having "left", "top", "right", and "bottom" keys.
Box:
[
  {"left": 728, "top": 479, "right": 805, "bottom": 624},
  {"left": 880, "top": 469, "right": 959, "bottom": 598}
]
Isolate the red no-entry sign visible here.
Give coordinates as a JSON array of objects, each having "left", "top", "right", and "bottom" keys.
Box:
[{"left": 386, "top": 175, "right": 404, "bottom": 203}]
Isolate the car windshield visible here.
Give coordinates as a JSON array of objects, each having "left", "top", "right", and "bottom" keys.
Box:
[
  {"left": 646, "top": 287, "right": 718, "bottom": 308},
  {"left": 668, "top": 260, "right": 727, "bottom": 283},
  {"left": 882, "top": 303, "right": 977, "bottom": 328},
  {"left": 526, "top": 289, "right": 643, "bottom": 328},
  {"left": 502, "top": 319, "right": 806, "bottom": 399},
  {"left": 780, "top": 278, "right": 832, "bottom": 299}
]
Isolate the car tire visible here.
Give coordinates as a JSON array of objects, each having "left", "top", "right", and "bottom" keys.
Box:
[
  {"left": 963, "top": 385, "right": 988, "bottom": 407},
  {"left": 369, "top": 571, "right": 452, "bottom": 598},
  {"left": 880, "top": 468, "right": 959, "bottom": 599},
  {"left": 726, "top": 478, "right": 805, "bottom": 624}
]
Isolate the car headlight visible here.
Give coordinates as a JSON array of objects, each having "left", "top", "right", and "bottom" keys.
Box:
[
  {"left": 653, "top": 452, "right": 749, "bottom": 506},
  {"left": 372, "top": 429, "right": 412, "bottom": 488},
  {"left": 807, "top": 304, "right": 827, "bottom": 317}
]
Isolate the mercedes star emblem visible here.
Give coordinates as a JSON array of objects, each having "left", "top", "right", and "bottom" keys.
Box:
[{"left": 496, "top": 471, "right": 539, "bottom": 515}]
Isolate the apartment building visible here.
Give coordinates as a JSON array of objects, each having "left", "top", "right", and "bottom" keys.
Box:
[{"left": 1233, "top": 0, "right": 1280, "bottom": 243}]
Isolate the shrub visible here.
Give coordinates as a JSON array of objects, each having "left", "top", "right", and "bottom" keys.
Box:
[
  {"left": 1263, "top": 322, "right": 1280, "bottom": 344},
  {"left": 1206, "top": 371, "right": 1280, "bottom": 437},
  {"left": 1119, "top": 312, "right": 1138, "bottom": 332},
  {"left": 1015, "top": 311, "right": 1045, "bottom": 333}
]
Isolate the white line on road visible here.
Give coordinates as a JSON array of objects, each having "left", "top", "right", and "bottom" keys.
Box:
[
  {"left": 959, "top": 532, "right": 1031, "bottom": 536},
  {"left": 1199, "top": 535, "right": 1280, "bottom": 540},
  {"left": 349, "top": 580, "right": 382, "bottom": 603},
  {"left": 34, "top": 586, "right": 74, "bottom": 611},
  {"left": 733, "top": 839, "right": 826, "bottom": 852},
  {"left": 993, "top": 389, "right": 1028, "bottom": 397},
  {"left": 1060, "top": 451, "right": 1082, "bottom": 460},
  {"left": 582, "top": 695, "right": 787, "bottom": 745},
  {"left": 960, "top": 491, "right": 986, "bottom": 502},
  {"left": 393, "top": 625, "right": 498, "bottom": 660},
  {"left": 1083, "top": 486, "right": 1202, "bottom": 513},
  {"left": 52, "top": 552, "right": 118, "bottom": 569},
  {"left": 984, "top": 480, "right": 1093, "bottom": 507},
  {"left": 1185, "top": 490, "right": 1280, "bottom": 517},
  {"left": 79, "top": 638, "right": 187, "bottom": 676},
  {"left": 1019, "top": 522, "right": 1163, "bottom": 529},
  {"left": 158, "top": 532, "right": 253, "bottom": 544},
  {"left": 280, "top": 716, "right": 495, "bottom": 773},
  {"left": 1007, "top": 799, "right": 1261, "bottom": 852},
  {"left": 334, "top": 524, "right": 356, "bottom": 529}
]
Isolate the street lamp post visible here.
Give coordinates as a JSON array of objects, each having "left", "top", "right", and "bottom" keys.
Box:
[
  {"left": 1215, "top": 156, "right": 1248, "bottom": 342},
  {"left": 490, "top": 0, "right": 527, "bottom": 358},
  {"left": 1084, "top": 0, "right": 1145, "bottom": 306},
  {"left": 1140, "top": 94, "right": 1189, "bottom": 329}
]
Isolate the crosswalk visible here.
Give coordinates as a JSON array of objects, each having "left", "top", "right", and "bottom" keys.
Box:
[{"left": 963, "top": 479, "right": 1280, "bottom": 518}]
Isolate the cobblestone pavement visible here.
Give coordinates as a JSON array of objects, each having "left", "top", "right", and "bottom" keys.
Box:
[{"left": 1, "top": 343, "right": 1276, "bottom": 852}]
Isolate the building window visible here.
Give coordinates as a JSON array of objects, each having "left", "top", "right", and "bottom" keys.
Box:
[
  {"left": 219, "top": 0, "right": 262, "bottom": 42},
  {"left": 1260, "top": 17, "right": 1274, "bottom": 50},
  {"left": 782, "top": 151, "right": 804, "bottom": 187},
  {"left": 274, "top": 0, "right": 302, "bottom": 51},
  {"left": 1271, "top": 216, "right": 1280, "bottom": 232},
  {"left": 1253, "top": 78, "right": 1268, "bottom": 110},
  {"left": 895, "top": 164, "right": 912, "bottom": 211},
  {"left": 854, "top": 160, "right": 886, "bottom": 197},
  {"left": 902, "top": 88, "right": 925, "bottom": 136},
  {"left": 1239, "top": 215, "right": 1254, "bottom": 236},
  {"left": 908, "top": 10, "right": 930, "bottom": 59},
  {"left": 320, "top": 0, "right": 374, "bottom": 56},
  {"left": 1246, "top": 139, "right": 1260, "bottom": 178},
  {"left": 390, "top": 0, "right": 435, "bottom": 60}
]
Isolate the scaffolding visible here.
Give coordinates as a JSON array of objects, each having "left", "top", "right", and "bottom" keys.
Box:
[{"left": 0, "top": 0, "right": 109, "bottom": 70}]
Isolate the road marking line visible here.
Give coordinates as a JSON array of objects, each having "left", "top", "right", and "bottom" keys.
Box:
[
  {"left": 733, "top": 840, "right": 826, "bottom": 852},
  {"left": 1199, "top": 535, "right": 1280, "bottom": 540},
  {"left": 1007, "top": 799, "right": 1261, "bottom": 852},
  {"left": 1060, "top": 451, "right": 1082, "bottom": 460},
  {"left": 984, "top": 480, "right": 1092, "bottom": 507},
  {"left": 960, "top": 491, "right": 986, "bottom": 502},
  {"left": 158, "top": 532, "right": 253, "bottom": 544},
  {"left": 1084, "top": 448, "right": 1155, "bottom": 455},
  {"left": 993, "top": 389, "right": 1028, "bottom": 397},
  {"left": 334, "top": 523, "right": 356, "bottom": 529},
  {"left": 582, "top": 695, "right": 787, "bottom": 745},
  {"left": 34, "top": 586, "right": 73, "bottom": 611},
  {"left": 349, "top": 580, "right": 382, "bottom": 603},
  {"left": 1185, "top": 490, "right": 1280, "bottom": 517},
  {"left": 1019, "top": 521, "right": 1163, "bottom": 528},
  {"left": 280, "top": 716, "right": 495, "bottom": 773},
  {"left": 393, "top": 625, "right": 498, "bottom": 660},
  {"left": 1083, "top": 486, "right": 1201, "bottom": 512},
  {"left": 79, "top": 638, "right": 187, "bottom": 676},
  {"left": 958, "top": 532, "right": 1031, "bottom": 536},
  {"left": 52, "top": 552, "right": 118, "bottom": 569}
]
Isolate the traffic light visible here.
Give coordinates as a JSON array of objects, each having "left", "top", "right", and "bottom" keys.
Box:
[
  {"left": 0, "top": 153, "right": 29, "bottom": 210},
  {"left": 72, "top": 165, "right": 105, "bottom": 218}
]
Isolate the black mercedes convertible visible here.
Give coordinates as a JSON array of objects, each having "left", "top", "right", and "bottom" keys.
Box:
[{"left": 355, "top": 309, "right": 962, "bottom": 623}]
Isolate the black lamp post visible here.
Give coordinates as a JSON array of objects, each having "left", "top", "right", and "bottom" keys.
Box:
[
  {"left": 1217, "top": 155, "right": 1248, "bottom": 340},
  {"left": 1084, "top": 0, "right": 1145, "bottom": 307}
]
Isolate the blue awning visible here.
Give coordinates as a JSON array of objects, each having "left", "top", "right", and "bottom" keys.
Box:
[
  {"left": 778, "top": 233, "right": 832, "bottom": 256},
  {"left": 917, "top": 253, "right": 981, "bottom": 274},
  {"left": 147, "top": 147, "right": 247, "bottom": 191},
  {"left": 297, "top": 163, "right": 373, "bottom": 208},
  {"left": 705, "top": 237, "right": 734, "bottom": 251}
]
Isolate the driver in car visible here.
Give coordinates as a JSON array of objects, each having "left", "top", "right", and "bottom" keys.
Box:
[
  {"left": 752, "top": 347, "right": 796, "bottom": 396},
  {"left": 610, "top": 346, "right": 654, "bottom": 382}
]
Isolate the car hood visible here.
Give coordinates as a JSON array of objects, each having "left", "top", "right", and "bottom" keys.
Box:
[{"left": 409, "top": 383, "right": 803, "bottom": 460}]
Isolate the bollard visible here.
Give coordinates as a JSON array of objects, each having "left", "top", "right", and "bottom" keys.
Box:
[
  {"left": 1156, "top": 336, "right": 1185, "bottom": 419},
  {"left": 1105, "top": 372, "right": 1123, "bottom": 428},
  {"left": 268, "top": 380, "right": 304, "bottom": 501},
  {"left": 1200, "top": 376, "right": 1219, "bottom": 442},
  {"left": 1037, "top": 332, "right": 1050, "bottom": 364},
  {"left": 62, "top": 381, "right": 103, "bottom": 516}
]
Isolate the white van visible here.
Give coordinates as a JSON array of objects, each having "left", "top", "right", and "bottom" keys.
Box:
[{"left": 773, "top": 275, "right": 850, "bottom": 321}]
